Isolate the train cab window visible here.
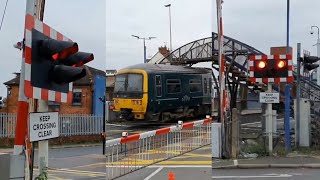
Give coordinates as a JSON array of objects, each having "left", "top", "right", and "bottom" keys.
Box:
[
  {"left": 114, "top": 73, "right": 143, "bottom": 98},
  {"left": 167, "top": 79, "right": 181, "bottom": 94},
  {"left": 189, "top": 79, "right": 202, "bottom": 93},
  {"left": 155, "top": 75, "right": 162, "bottom": 97},
  {"left": 204, "top": 78, "right": 208, "bottom": 94}
]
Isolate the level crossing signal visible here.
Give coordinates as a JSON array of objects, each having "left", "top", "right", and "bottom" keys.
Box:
[
  {"left": 31, "top": 29, "right": 94, "bottom": 93},
  {"left": 249, "top": 55, "right": 293, "bottom": 83},
  {"left": 301, "top": 55, "right": 320, "bottom": 71},
  {"left": 254, "top": 58, "right": 288, "bottom": 78}
]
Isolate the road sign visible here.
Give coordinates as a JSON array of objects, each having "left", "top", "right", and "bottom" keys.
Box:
[
  {"left": 259, "top": 93, "right": 280, "bottom": 103},
  {"left": 29, "top": 112, "right": 59, "bottom": 142}
]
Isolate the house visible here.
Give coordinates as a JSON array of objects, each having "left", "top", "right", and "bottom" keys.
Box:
[
  {"left": 2, "top": 66, "right": 106, "bottom": 115},
  {"left": 106, "top": 70, "right": 117, "bottom": 101},
  {"left": 147, "top": 46, "right": 170, "bottom": 64}
]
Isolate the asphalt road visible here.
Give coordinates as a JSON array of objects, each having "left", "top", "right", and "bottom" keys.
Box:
[
  {"left": 32, "top": 145, "right": 106, "bottom": 179},
  {"left": 212, "top": 168, "right": 320, "bottom": 180},
  {"left": 31, "top": 144, "right": 213, "bottom": 179},
  {"left": 29, "top": 119, "right": 210, "bottom": 179}
]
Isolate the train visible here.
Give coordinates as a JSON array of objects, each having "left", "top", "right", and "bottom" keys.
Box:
[{"left": 112, "top": 63, "right": 213, "bottom": 122}]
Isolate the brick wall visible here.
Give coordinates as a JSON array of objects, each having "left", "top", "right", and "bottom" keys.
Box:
[
  {"left": 0, "top": 86, "right": 19, "bottom": 113},
  {"left": 58, "top": 86, "right": 93, "bottom": 114},
  {"left": 3, "top": 85, "right": 94, "bottom": 114}
]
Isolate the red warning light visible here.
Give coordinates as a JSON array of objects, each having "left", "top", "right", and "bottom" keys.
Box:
[
  {"left": 52, "top": 53, "right": 59, "bottom": 60},
  {"left": 257, "top": 61, "right": 266, "bottom": 69},
  {"left": 277, "top": 60, "right": 286, "bottom": 68}
]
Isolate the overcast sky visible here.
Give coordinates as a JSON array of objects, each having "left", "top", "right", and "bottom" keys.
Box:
[
  {"left": 0, "top": 0, "right": 106, "bottom": 97},
  {"left": 108, "top": 0, "right": 320, "bottom": 68},
  {"left": 1, "top": 0, "right": 319, "bottom": 97}
]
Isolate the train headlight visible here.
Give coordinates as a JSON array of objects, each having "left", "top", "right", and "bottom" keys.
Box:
[{"left": 132, "top": 100, "right": 142, "bottom": 105}]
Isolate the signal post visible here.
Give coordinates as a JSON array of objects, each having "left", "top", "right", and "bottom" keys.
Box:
[
  {"left": 249, "top": 54, "right": 293, "bottom": 155},
  {"left": 7, "top": 0, "right": 95, "bottom": 178}
]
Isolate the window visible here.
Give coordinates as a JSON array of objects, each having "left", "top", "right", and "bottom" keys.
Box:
[
  {"left": 72, "top": 89, "right": 82, "bottom": 105},
  {"left": 48, "top": 101, "right": 60, "bottom": 106},
  {"left": 209, "top": 78, "right": 212, "bottom": 94},
  {"left": 204, "top": 78, "right": 208, "bottom": 94},
  {"left": 155, "top": 75, "right": 162, "bottom": 97},
  {"left": 167, "top": 79, "right": 181, "bottom": 94},
  {"left": 114, "top": 74, "right": 143, "bottom": 92},
  {"left": 189, "top": 79, "right": 202, "bottom": 93}
]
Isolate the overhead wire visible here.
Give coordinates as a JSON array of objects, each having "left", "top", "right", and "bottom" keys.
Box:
[{"left": 0, "top": 0, "right": 9, "bottom": 32}]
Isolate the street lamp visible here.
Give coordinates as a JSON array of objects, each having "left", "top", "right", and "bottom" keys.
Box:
[
  {"left": 131, "top": 35, "right": 156, "bottom": 63},
  {"left": 310, "top": 25, "right": 320, "bottom": 85},
  {"left": 164, "top": 4, "right": 172, "bottom": 51}
]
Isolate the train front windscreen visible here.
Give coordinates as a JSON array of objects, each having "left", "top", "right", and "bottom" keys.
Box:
[{"left": 114, "top": 73, "right": 143, "bottom": 99}]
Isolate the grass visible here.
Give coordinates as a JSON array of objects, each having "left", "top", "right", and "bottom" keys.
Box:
[{"left": 241, "top": 143, "right": 268, "bottom": 157}]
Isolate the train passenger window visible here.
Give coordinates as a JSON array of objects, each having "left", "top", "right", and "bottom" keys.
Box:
[
  {"left": 156, "top": 75, "right": 161, "bottom": 86},
  {"left": 204, "top": 78, "right": 208, "bottom": 94},
  {"left": 155, "top": 75, "right": 162, "bottom": 97},
  {"left": 209, "top": 78, "right": 212, "bottom": 94},
  {"left": 167, "top": 79, "right": 181, "bottom": 94},
  {"left": 189, "top": 79, "right": 202, "bottom": 93}
]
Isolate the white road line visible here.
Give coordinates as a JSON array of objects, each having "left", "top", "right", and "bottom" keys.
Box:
[
  {"left": 212, "top": 174, "right": 292, "bottom": 179},
  {"left": 106, "top": 123, "right": 130, "bottom": 127},
  {"left": 106, "top": 165, "right": 211, "bottom": 168},
  {"left": 144, "top": 167, "right": 164, "bottom": 180}
]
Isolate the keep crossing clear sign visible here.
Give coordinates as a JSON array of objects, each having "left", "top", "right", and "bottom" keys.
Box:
[
  {"left": 29, "top": 112, "right": 59, "bottom": 142},
  {"left": 259, "top": 92, "right": 280, "bottom": 103}
]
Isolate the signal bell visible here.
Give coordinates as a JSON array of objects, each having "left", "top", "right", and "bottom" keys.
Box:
[{"left": 31, "top": 29, "right": 94, "bottom": 93}]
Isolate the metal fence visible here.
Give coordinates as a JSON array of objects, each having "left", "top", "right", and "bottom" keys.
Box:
[
  {"left": 105, "top": 118, "right": 212, "bottom": 180},
  {"left": 0, "top": 113, "right": 17, "bottom": 138},
  {"left": 0, "top": 113, "right": 103, "bottom": 137}
]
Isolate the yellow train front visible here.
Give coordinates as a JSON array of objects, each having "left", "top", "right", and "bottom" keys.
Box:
[
  {"left": 113, "top": 64, "right": 212, "bottom": 121},
  {"left": 113, "top": 66, "right": 148, "bottom": 120}
]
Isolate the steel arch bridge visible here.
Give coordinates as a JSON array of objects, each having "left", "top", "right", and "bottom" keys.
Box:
[{"left": 158, "top": 32, "right": 266, "bottom": 109}]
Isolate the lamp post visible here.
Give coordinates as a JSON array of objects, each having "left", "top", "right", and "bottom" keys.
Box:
[
  {"left": 164, "top": 4, "right": 172, "bottom": 51},
  {"left": 99, "top": 96, "right": 106, "bottom": 155},
  {"left": 132, "top": 35, "right": 156, "bottom": 63},
  {"left": 310, "top": 25, "right": 320, "bottom": 85}
]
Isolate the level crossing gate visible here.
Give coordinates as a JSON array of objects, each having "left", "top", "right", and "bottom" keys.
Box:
[{"left": 105, "top": 118, "right": 212, "bottom": 180}]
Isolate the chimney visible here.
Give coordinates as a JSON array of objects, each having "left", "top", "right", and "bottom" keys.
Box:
[{"left": 159, "top": 46, "right": 170, "bottom": 57}]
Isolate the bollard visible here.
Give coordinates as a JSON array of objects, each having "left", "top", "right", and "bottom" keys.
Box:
[
  {"left": 168, "top": 171, "right": 175, "bottom": 180},
  {"left": 122, "top": 132, "right": 128, "bottom": 156}
]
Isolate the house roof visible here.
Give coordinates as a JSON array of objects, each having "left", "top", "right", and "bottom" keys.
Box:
[{"left": 4, "top": 65, "right": 106, "bottom": 86}]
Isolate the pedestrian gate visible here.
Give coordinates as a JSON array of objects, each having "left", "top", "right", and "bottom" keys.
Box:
[{"left": 105, "top": 118, "right": 212, "bottom": 180}]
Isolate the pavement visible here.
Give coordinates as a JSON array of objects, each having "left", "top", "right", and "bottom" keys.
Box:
[
  {"left": 212, "top": 155, "right": 320, "bottom": 169},
  {"left": 212, "top": 154, "right": 320, "bottom": 179}
]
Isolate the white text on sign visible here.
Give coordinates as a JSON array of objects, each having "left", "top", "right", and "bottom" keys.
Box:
[{"left": 259, "top": 93, "right": 280, "bottom": 103}]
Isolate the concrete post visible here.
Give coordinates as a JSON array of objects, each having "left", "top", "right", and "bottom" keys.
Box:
[
  {"left": 231, "top": 108, "right": 239, "bottom": 158},
  {"left": 38, "top": 100, "right": 48, "bottom": 177},
  {"left": 294, "top": 98, "right": 311, "bottom": 147}
]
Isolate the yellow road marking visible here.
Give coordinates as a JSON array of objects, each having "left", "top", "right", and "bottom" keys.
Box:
[
  {"left": 48, "top": 169, "right": 103, "bottom": 177},
  {"left": 71, "top": 162, "right": 107, "bottom": 169}
]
